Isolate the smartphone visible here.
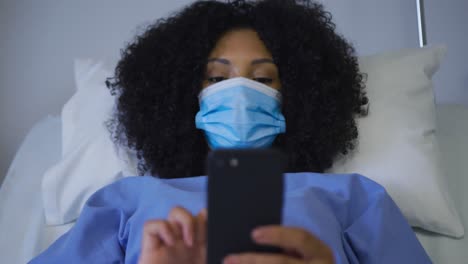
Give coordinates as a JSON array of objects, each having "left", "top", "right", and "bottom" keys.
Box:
[{"left": 206, "top": 148, "right": 285, "bottom": 264}]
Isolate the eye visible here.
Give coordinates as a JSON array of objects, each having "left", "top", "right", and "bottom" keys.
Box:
[
  {"left": 207, "top": 76, "right": 227, "bottom": 84},
  {"left": 253, "top": 77, "right": 273, "bottom": 84}
]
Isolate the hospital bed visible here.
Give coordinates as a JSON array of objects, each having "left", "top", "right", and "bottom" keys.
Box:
[
  {"left": 1, "top": 0, "right": 467, "bottom": 263},
  {"left": 0, "top": 104, "right": 467, "bottom": 263}
]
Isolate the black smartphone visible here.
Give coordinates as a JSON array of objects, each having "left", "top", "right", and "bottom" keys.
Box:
[{"left": 206, "top": 148, "right": 285, "bottom": 264}]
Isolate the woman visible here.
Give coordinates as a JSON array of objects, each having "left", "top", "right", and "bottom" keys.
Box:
[{"left": 30, "top": 0, "right": 431, "bottom": 263}]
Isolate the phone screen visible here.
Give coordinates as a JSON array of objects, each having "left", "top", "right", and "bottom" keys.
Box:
[{"left": 206, "top": 149, "right": 285, "bottom": 264}]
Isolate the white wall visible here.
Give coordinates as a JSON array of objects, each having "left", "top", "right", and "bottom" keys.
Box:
[
  {"left": 0, "top": 0, "right": 194, "bottom": 184},
  {"left": 425, "top": 0, "right": 468, "bottom": 105},
  {"left": 319, "top": 0, "right": 419, "bottom": 55},
  {"left": 1, "top": 0, "right": 462, "bottom": 184}
]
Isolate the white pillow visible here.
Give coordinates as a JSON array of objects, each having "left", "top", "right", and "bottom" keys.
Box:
[
  {"left": 42, "top": 59, "right": 138, "bottom": 225},
  {"left": 42, "top": 47, "right": 464, "bottom": 238},
  {"left": 329, "top": 45, "right": 464, "bottom": 238}
]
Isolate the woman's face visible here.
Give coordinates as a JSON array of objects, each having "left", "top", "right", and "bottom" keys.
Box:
[{"left": 202, "top": 29, "right": 281, "bottom": 90}]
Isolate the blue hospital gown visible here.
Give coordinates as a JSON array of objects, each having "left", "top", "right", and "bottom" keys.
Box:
[{"left": 30, "top": 173, "right": 432, "bottom": 263}]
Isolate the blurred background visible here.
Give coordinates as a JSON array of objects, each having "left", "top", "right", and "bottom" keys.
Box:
[{"left": 1, "top": 0, "right": 467, "bottom": 184}]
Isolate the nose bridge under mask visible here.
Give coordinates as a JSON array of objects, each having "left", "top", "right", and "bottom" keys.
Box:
[{"left": 233, "top": 92, "right": 248, "bottom": 122}]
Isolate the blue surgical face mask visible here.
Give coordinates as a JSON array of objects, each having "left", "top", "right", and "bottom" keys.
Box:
[{"left": 195, "top": 77, "right": 286, "bottom": 149}]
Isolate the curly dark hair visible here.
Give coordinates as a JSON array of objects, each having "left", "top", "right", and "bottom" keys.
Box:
[{"left": 106, "top": 0, "right": 368, "bottom": 179}]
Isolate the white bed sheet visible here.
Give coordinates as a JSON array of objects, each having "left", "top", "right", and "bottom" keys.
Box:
[
  {"left": 415, "top": 105, "right": 468, "bottom": 263},
  {"left": 0, "top": 105, "right": 467, "bottom": 263},
  {"left": 0, "top": 116, "right": 73, "bottom": 264}
]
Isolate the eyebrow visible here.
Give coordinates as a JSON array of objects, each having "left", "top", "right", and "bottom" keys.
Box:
[
  {"left": 251, "top": 58, "right": 275, "bottom": 65},
  {"left": 207, "top": 58, "right": 275, "bottom": 65}
]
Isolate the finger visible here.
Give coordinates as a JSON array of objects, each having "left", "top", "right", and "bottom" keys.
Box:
[
  {"left": 141, "top": 221, "right": 162, "bottom": 252},
  {"left": 196, "top": 208, "right": 207, "bottom": 243},
  {"left": 169, "top": 221, "right": 182, "bottom": 241},
  {"left": 200, "top": 208, "right": 208, "bottom": 219},
  {"left": 142, "top": 220, "right": 175, "bottom": 249},
  {"left": 223, "top": 253, "right": 302, "bottom": 264},
  {"left": 168, "top": 206, "right": 196, "bottom": 247},
  {"left": 252, "top": 226, "right": 332, "bottom": 259}
]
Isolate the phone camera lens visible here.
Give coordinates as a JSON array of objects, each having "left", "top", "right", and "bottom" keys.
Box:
[{"left": 229, "top": 158, "right": 239, "bottom": 167}]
